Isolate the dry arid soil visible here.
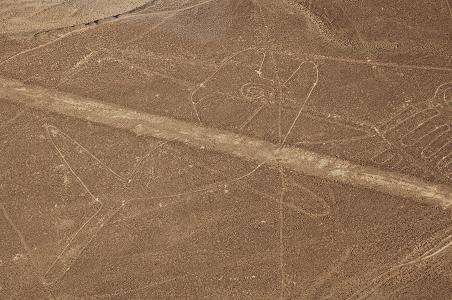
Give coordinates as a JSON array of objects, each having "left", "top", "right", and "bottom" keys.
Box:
[{"left": 0, "top": 0, "right": 452, "bottom": 299}]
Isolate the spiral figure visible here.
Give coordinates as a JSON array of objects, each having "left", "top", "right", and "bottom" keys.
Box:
[
  {"left": 240, "top": 82, "right": 276, "bottom": 104},
  {"left": 431, "top": 82, "right": 452, "bottom": 111}
]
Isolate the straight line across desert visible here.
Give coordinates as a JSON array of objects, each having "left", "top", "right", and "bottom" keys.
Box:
[{"left": 1, "top": 1, "right": 451, "bottom": 299}]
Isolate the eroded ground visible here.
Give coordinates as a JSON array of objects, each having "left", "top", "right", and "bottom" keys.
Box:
[{"left": 1, "top": 0, "right": 452, "bottom": 299}]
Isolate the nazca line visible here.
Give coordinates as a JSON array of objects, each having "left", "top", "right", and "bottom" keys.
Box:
[{"left": 0, "top": 76, "right": 451, "bottom": 208}]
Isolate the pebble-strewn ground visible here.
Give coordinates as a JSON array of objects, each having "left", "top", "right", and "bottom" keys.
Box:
[{"left": 1, "top": 1, "right": 451, "bottom": 299}]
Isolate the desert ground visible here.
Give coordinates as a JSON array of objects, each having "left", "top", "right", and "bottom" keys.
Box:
[{"left": 0, "top": 0, "right": 452, "bottom": 299}]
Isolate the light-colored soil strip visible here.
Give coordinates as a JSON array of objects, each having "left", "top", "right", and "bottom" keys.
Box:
[{"left": 0, "top": 76, "right": 451, "bottom": 208}]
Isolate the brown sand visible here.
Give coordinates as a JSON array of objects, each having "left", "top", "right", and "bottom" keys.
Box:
[{"left": 0, "top": 0, "right": 451, "bottom": 299}]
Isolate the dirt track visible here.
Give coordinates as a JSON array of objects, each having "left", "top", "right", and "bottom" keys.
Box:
[{"left": 1, "top": 1, "right": 451, "bottom": 299}]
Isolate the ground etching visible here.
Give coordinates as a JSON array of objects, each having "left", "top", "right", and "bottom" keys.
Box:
[
  {"left": 41, "top": 124, "right": 170, "bottom": 286},
  {"left": 347, "top": 224, "right": 452, "bottom": 299},
  {"left": 190, "top": 46, "right": 350, "bottom": 297},
  {"left": 37, "top": 120, "right": 335, "bottom": 299},
  {"left": 1, "top": 1, "right": 452, "bottom": 298},
  {"left": 350, "top": 82, "right": 452, "bottom": 299},
  {"left": 372, "top": 82, "right": 452, "bottom": 182},
  {"left": 190, "top": 47, "right": 373, "bottom": 147}
]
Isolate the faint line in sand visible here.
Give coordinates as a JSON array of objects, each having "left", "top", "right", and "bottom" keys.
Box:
[
  {"left": 303, "top": 53, "right": 452, "bottom": 72},
  {"left": 41, "top": 126, "right": 170, "bottom": 286},
  {"left": 0, "top": 77, "right": 451, "bottom": 208},
  {"left": 347, "top": 229, "right": 452, "bottom": 300},
  {"left": 446, "top": 0, "right": 452, "bottom": 19},
  {"left": 278, "top": 168, "right": 287, "bottom": 300},
  {"left": 1, "top": 203, "right": 32, "bottom": 256},
  {"left": 1, "top": 203, "right": 56, "bottom": 299},
  {"left": 90, "top": 276, "right": 182, "bottom": 298},
  {"left": 281, "top": 61, "right": 319, "bottom": 146},
  {"left": 0, "top": 26, "right": 92, "bottom": 67},
  {"left": 0, "top": 108, "right": 28, "bottom": 135}
]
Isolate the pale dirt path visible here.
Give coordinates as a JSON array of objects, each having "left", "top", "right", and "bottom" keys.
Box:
[{"left": 1, "top": 76, "right": 451, "bottom": 208}]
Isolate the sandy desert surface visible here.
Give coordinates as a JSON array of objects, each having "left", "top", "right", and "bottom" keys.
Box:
[{"left": 0, "top": 0, "right": 452, "bottom": 299}]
